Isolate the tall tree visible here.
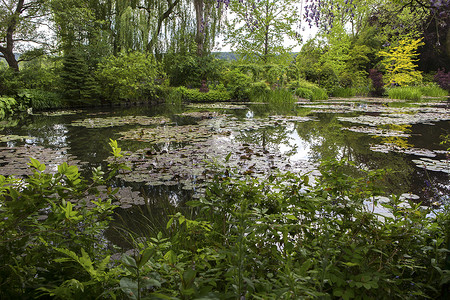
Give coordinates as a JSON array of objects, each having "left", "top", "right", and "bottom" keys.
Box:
[
  {"left": 224, "top": 0, "right": 300, "bottom": 63},
  {"left": 0, "top": 0, "right": 50, "bottom": 71}
]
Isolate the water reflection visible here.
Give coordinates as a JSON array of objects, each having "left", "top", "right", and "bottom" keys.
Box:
[{"left": 0, "top": 103, "right": 448, "bottom": 208}]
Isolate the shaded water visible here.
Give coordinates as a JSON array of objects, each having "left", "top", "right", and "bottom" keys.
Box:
[{"left": 0, "top": 99, "right": 449, "bottom": 242}]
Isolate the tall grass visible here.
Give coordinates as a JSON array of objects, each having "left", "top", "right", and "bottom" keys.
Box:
[
  {"left": 387, "top": 86, "right": 422, "bottom": 100},
  {"left": 330, "top": 87, "right": 356, "bottom": 98},
  {"left": 419, "top": 84, "right": 448, "bottom": 97}
]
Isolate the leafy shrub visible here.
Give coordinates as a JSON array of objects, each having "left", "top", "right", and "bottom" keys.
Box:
[
  {"left": 96, "top": 52, "right": 159, "bottom": 103},
  {"left": 434, "top": 69, "right": 450, "bottom": 91},
  {"left": 223, "top": 69, "right": 253, "bottom": 100},
  {"left": 369, "top": 68, "right": 385, "bottom": 96},
  {"left": 310, "top": 87, "right": 329, "bottom": 100},
  {"left": 249, "top": 81, "right": 271, "bottom": 98},
  {"left": 176, "top": 87, "right": 232, "bottom": 102},
  {"left": 18, "top": 89, "right": 63, "bottom": 110},
  {"left": 0, "top": 97, "right": 19, "bottom": 119},
  {"left": 0, "top": 140, "right": 127, "bottom": 299},
  {"left": 2, "top": 145, "right": 450, "bottom": 299},
  {"left": 387, "top": 86, "right": 422, "bottom": 100},
  {"left": 289, "top": 79, "right": 328, "bottom": 101},
  {"left": 164, "top": 53, "right": 225, "bottom": 88},
  {"left": 294, "top": 87, "right": 313, "bottom": 99},
  {"left": 0, "top": 67, "right": 21, "bottom": 95}
]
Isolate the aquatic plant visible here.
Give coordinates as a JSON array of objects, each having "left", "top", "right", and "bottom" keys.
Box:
[{"left": 387, "top": 86, "right": 422, "bottom": 100}]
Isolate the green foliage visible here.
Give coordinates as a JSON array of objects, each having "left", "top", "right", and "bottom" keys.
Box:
[
  {"left": 0, "top": 140, "right": 127, "bottom": 299},
  {"left": 223, "top": 68, "right": 253, "bottom": 100},
  {"left": 0, "top": 67, "right": 22, "bottom": 95},
  {"left": 419, "top": 84, "right": 449, "bottom": 97},
  {"left": 225, "top": 0, "right": 300, "bottom": 64},
  {"left": 330, "top": 87, "right": 357, "bottom": 98},
  {"left": 18, "top": 89, "right": 63, "bottom": 110},
  {"left": 289, "top": 79, "right": 329, "bottom": 101},
  {"left": 0, "top": 97, "right": 20, "bottom": 119},
  {"left": 164, "top": 53, "right": 225, "bottom": 88},
  {"left": 379, "top": 38, "right": 424, "bottom": 87},
  {"left": 176, "top": 87, "right": 232, "bottom": 102},
  {"left": 387, "top": 86, "right": 423, "bottom": 100},
  {"left": 2, "top": 139, "right": 450, "bottom": 299},
  {"left": 60, "top": 50, "right": 100, "bottom": 106},
  {"left": 96, "top": 51, "right": 159, "bottom": 103}
]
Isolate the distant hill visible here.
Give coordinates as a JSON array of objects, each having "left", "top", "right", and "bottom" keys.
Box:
[{"left": 212, "top": 52, "right": 237, "bottom": 61}]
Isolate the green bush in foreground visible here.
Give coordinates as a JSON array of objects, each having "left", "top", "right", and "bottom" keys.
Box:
[{"left": 1, "top": 142, "right": 449, "bottom": 299}]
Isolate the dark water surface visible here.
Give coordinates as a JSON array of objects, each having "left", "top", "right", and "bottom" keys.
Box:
[{"left": 1, "top": 100, "right": 449, "bottom": 242}]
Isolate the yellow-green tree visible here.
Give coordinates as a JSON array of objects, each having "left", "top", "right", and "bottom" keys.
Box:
[{"left": 378, "top": 38, "right": 424, "bottom": 87}]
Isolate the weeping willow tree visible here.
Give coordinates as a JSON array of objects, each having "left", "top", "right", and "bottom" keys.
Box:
[{"left": 51, "top": 0, "right": 226, "bottom": 59}]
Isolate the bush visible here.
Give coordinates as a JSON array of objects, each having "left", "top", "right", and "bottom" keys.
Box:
[
  {"left": 223, "top": 69, "right": 253, "bottom": 100},
  {"left": 435, "top": 69, "right": 450, "bottom": 91},
  {"left": 310, "top": 87, "right": 329, "bottom": 100},
  {"left": 387, "top": 86, "right": 422, "bottom": 100},
  {"left": 18, "top": 89, "right": 64, "bottom": 110},
  {"left": 369, "top": 68, "right": 385, "bottom": 97},
  {"left": 176, "top": 87, "right": 232, "bottom": 102},
  {"left": 0, "top": 97, "right": 19, "bottom": 119},
  {"left": 289, "top": 79, "right": 328, "bottom": 101},
  {"left": 294, "top": 87, "right": 313, "bottom": 99},
  {"left": 249, "top": 81, "right": 271, "bottom": 98},
  {"left": 2, "top": 146, "right": 450, "bottom": 298},
  {"left": 96, "top": 52, "right": 159, "bottom": 103},
  {"left": 0, "top": 140, "right": 127, "bottom": 299}
]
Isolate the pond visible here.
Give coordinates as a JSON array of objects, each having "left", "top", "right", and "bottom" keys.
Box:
[{"left": 0, "top": 97, "right": 449, "bottom": 241}]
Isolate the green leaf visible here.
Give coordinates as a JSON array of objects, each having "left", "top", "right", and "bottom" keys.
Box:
[
  {"left": 122, "top": 254, "right": 138, "bottom": 270},
  {"left": 137, "top": 248, "right": 154, "bottom": 269},
  {"left": 29, "top": 157, "right": 46, "bottom": 171},
  {"left": 164, "top": 250, "right": 177, "bottom": 265}
]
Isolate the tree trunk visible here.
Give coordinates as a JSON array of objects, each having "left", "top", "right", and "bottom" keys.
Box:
[
  {"left": 263, "top": 2, "right": 270, "bottom": 62},
  {"left": 446, "top": 27, "right": 450, "bottom": 63},
  {"left": 147, "top": 0, "right": 181, "bottom": 54},
  {"left": 0, "top": 0, "right": 25, "bottom": 71},
  {"left": 194, "top": 0, "right": 204, "bottom": 57}
]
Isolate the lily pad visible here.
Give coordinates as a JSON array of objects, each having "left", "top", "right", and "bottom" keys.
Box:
[
  {"left": 71, "top": 116, "right": 171, "bottom": 128},
  {"left": 412, "top": 158, "right": 450, "bottom": 174},
  {"left": 0, "top": 145, "right": 83, "bottom": 176},
  {"left": 0, "top": 134, "right": 34, "bottom": 143}
]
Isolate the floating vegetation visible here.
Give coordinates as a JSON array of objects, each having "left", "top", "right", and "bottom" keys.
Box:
[
  {"left": 186, "top": 103, "right": 248, "bottom": 110},
  {"left": 36, "top": 110, "right": 84, "bottom": 116},
  {"left": 108, "top": 134, "right": 319, "bottom": 197},
  {"left": 0, "top": 134, "right": 33, "bottom": 143},
  {"left": 342, "top": 126, "right": 411, "bottom": 137},
  {"left": 118, "top": 124, "right": 219, "bottom": 144},
  {"left": 0, "top": 145, "right": 83, "bottom": 176},
  {"left": 338, "top": 112, "right": 450, "bottom": 126},
  {"left": 71, "top": 116, "right": 171, "bottom": 128},
  {"left": 81, "top": 186, "right": 146, "bottom": 209},
  {"left": 412, "top": 158, "right": 449, "bottom": 173},
  {"left": 370, "top": 144, "right": 439, "bottom": 157}
]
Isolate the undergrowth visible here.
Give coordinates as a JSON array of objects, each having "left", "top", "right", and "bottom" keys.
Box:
[{"left": 1, "top": 142, "right": 449, "bottom": 299}]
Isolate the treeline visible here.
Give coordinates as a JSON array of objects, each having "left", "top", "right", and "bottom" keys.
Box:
[{"left": 0, "top": 0, "right": 449, "bottom": 112}]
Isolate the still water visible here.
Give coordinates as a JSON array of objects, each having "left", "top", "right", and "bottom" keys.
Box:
[{"left": 0, "top": 99, "right": 449, "bottom": 224}]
